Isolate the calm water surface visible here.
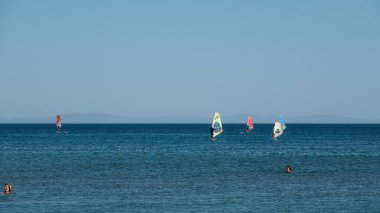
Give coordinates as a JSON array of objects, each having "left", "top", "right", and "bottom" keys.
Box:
[{"left": 0, "top": 124, "right": 379, "bottom": 212}]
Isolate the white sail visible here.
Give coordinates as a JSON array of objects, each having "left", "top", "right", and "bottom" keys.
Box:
[
  {"left": 273, "top": 121, "right": 283, "bottom": 138},
  {"left": 273, "top": 115, "right": 287, "bottom": 139},
  {"left": 212, "top": 112, "right": 223, "bottom": 137}
]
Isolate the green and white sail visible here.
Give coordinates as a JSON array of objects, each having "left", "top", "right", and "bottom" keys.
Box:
[
  {"left": 273, "top": 116, "right": 286, "bottom": 139},
  {"left": 273, "top": 121, "right": 283, "bottom": 138},
  {"left": 212, "top": 112, "right": 223, "bottom": 137}
]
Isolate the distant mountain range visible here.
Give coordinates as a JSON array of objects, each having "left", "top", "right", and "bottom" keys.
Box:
[{"left": 0, "top": 113, "right": 379, "bottom": 124}]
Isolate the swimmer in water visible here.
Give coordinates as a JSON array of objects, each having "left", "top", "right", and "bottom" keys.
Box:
[
  {"left": 285, "top": 165, "right": 292, "bottom": 174},
  {"left": 3, "top": 183, "right": 11, "bottom": 194}
]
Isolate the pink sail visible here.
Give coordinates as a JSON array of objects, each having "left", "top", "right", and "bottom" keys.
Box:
[{"left": 246, "top": 116, "right": 254, "bottom": 133}]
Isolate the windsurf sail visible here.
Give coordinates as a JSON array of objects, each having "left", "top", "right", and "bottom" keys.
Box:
[
  {"left": 279, "top": 115, "right": 286, "bottom": 131},
  {"left": 211, "top": 112, "right": 223, "bottom": 138},
  {"left": 246, "top": 115, "right": 254, "bottom": 133},
  {"left": 273, "top": 116, "right": 286, "bottom": 139},
  {"left": 56, "top": 115, "right": 62, "bottom": 131},
  {"left": 273, "top": 121, "right": 283, "bottom": 138}
]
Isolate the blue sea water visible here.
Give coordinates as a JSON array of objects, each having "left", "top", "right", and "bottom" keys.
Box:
[{"left": 0, "top": 124, "right": 379, "bottom": 212}]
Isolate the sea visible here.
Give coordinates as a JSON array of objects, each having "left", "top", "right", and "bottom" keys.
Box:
[{"left": 0, "top": 124, "right": 379, "bottom": 212}]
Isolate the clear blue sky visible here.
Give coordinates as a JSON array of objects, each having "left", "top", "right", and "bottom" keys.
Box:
[{"left": 0, "top": 0, "right": 379, "bottom": 119}]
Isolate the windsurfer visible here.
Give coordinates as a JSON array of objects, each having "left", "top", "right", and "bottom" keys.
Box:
[
  {"left": 246, "top": 116, "right": 254, "bottom": 133},
  {"left": 210, "top": 127, "right": 215, "bottom": 140},
  {"left": 56, "top": 115, "right": 62, "bottom": 132}
]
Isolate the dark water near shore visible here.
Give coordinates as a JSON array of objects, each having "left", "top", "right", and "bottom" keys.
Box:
[{"left": 0, "top": 124, "right": 379, "bottom": 212}]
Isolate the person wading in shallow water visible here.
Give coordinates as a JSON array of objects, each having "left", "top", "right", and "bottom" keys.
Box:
[
  {"left": 285, "top": 165, "right": 293, "bottom": 174},
  {"left": 3, "top": 183, "right": 11, "bottom": 194}
]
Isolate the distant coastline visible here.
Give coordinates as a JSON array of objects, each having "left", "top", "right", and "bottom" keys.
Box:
[{"left": 0, "top": 113, "right": 378, "bottom": 124}]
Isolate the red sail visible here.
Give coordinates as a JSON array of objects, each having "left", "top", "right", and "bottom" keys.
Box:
[
  {"left": 56, "top": 115, "right": 61, "bottom": 125},
  {"left": 56, "top": 115, "right": 62, "bottom": 129}
]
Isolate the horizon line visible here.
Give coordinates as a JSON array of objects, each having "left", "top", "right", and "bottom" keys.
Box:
[{"left": 1, "top": 123, "right": 379, "bottom": 125}]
